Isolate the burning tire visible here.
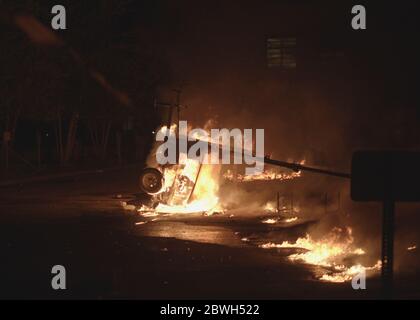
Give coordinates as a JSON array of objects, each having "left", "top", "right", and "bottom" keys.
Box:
[{"left": 139, "top": 167, "right": 163, "bottom": 194}]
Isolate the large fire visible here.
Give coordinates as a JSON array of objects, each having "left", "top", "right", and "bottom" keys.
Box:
[{"left": 131, "top": 123, "right": 380, "bottom": 285}]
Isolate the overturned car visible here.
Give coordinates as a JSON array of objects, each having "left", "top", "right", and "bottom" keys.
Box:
[{"left": 138, "top": 124, "right": 221, "bottom": 214}]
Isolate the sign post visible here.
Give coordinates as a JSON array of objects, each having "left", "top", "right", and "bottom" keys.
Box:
[
  {"left": 381, "top": 199, "right": 394, "bottom": 297},
  {"left": 351, "top": 151, "right": 420, "bottom": 299}
]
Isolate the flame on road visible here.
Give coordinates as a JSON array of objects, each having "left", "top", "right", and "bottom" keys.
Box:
[{"left": 260, "top": 227, "right": 381, "bottom": 282}]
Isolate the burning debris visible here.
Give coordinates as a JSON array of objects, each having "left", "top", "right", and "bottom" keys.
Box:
[
  {"left": 263, "top": 198, "right": 300, "bottom": 215},
  {"left": 224, "top": 168, "right": 301, "bottom": 182},
  {"left": 262, "top": 218, "right": 277, "bottom": 224},
  {"left": 261, "top": 217, "right": 299, "bottom": 224},
  {"left": 407, "top": 245, "right": 417, "bottom": 251},
  {"left": 264, "top": 202, "right": 277, "bottom": 213}
]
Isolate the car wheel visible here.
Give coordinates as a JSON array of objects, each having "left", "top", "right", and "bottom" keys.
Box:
[{"left": 139, "top": 167, "right": 164, "bottom": 194}]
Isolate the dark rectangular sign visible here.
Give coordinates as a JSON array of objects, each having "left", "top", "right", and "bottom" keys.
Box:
[{"left": 351, "top": 151, "right": 420, "bottom": 202}]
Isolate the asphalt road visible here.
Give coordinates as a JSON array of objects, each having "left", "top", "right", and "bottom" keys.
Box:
[{"left": 0, "top": 166, "right": 418, "bottom": 299}]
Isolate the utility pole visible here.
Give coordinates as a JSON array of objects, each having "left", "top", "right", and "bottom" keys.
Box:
[
  {"left": 155, "top": 88, "right": 187, "bottom": 164},
  {"left": 154, "top": 88, "right": 184, "bottom": 130}
]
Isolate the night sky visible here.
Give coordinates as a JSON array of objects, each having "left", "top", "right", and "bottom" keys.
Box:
[{"left": 2, "top": 0, "right": 420, "bottom": 168}]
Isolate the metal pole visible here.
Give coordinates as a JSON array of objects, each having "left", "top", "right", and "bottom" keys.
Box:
[
  {"left": 187, "top": 137, "right": 352, "bottom": 179},
  {"left": 382, "top": 199, "right": 395, "bottom": 299},
  {"left": 264, "top": 157, "right": 351, "bottom": 179},
  {"left": 188, "top": 162, "right": 203, "bottom": 204}
]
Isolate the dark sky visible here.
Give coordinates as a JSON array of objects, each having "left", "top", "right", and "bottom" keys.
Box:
[
  {"left": 137, "top": 1, "right": 420, "bottom": 167},
  {"left": 6, "top": 0, "right": 420, "bottom": 166},
  {"left": 81, "top": 0, "right": 420, "bottom": 166}
]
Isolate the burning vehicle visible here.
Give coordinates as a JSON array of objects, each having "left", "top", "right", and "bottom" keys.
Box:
[
  {"left": 138, "top": 121, "right": 222, "bottom": 215},
  {"left": 137, "top": 120, "right": 301, "bottom": 215}
]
